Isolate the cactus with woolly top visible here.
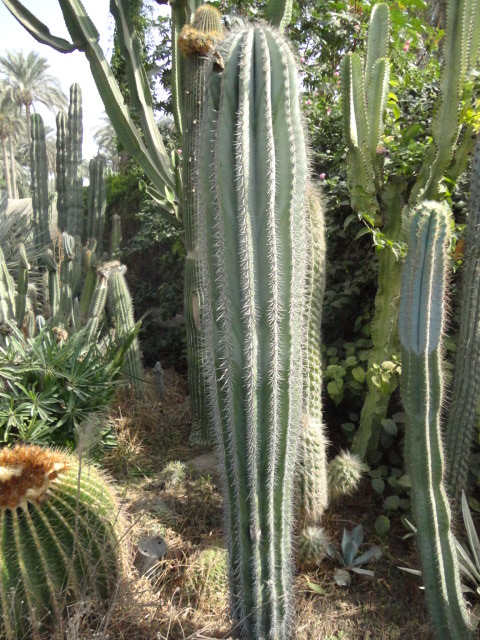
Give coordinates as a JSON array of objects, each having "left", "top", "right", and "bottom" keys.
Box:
[
  {"left": 0, "top": 443, "right": 123, "bottom": 640},
  {"left": 198, "top": 24, "right": 308, "bottom": 639},
  {"left": 297, "top": 526, "right": 329, "bottom": 570},
  {"left": 445, "top": 138, "right": 480, "bottom": 511},
  {"left": 30, "top": 113, "right": 50, "bottom": 248},
  {"left": 399, "top": 201, "right": 473, "bottom": 639},
  {"left": 179, "top": 4, "right": 224, "bottom": 448},
  {"left": 328, "top": 450, "right": 368, "bottom": 499},
  {"left": 107, "top": 264, "right": 144, "bottom": 394},
  {"left": 298, "top": 185, "right": 328, "bottom": 526}
]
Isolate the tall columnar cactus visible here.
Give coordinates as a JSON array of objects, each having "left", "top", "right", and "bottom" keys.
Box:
[
  {"left": 197, "top": 25, "right": 308, "bottom": 639},
  {"left": 66, "top": 83, "right": 83, "bottom": 238},
  {"left": 445, "top": 137, "right": 480, "bottom": 510},
  {"left": 0, "top": 246, "right": 14, "bottom": 324},
  {"left": 42, "top": 248, "right": 60, "bottom": 322},
  {"left": 178, "top": 4, "right": 224, "bottom": 447},
  {"left": 59, "top": 232, "right": 75, "bottom": 325},
  {"left": 110, "top": 213, "right": 122, "bottom": 256},
  {"left": 399, "top": 201, "right": 473, "bottom": 640},
  {"left": 0, "top": 444, "right": 123, "bottom": 640},
  {"left": 298, "top": 186, "right": 328, "bottom": 526},
  {"left": 84, "top": 261, "right": 116, "bottom": 342},
  {"left": 56, "top": 110, "right": 68, "bottom": 231},
  {"left": 87, "top": 154, "right": 106, "bottom": 251},
  {"left": 30, "top": 113, "right": 50, "bottom": 248},
  {"left": 107, "top": 264, "right": 144, "bottom": 394}
]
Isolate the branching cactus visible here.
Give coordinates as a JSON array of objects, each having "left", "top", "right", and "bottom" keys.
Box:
[
  {"left": 298, "top": 186, "right": 328, "bottom": 526},
  {"left": 399, "top": 201, "right": 473, "bottom": 640},
  {"left": 30, "top": 113, "right": 50, "bottom": 249},
  {"left": 66, "top": 83, "right": 83, "bottom": 239},
  {"left": 445, "top": 137, "right": 480, "bottom": 511},
  {"left": 197, "top": 24, "right": 308, "bottom": 639},
  {"left": 107, "top": 264, "right": 144, "bottom": 394},
  {"left": 0, "top": 444, "right": 124, "bottom": 640},
  {"left": 179, "top": 4, "right": 224, "bottom": 447}
]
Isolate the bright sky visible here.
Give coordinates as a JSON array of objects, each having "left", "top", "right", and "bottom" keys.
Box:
[{"left": 0, "top": 0, "right": 116, "bottom": 159}]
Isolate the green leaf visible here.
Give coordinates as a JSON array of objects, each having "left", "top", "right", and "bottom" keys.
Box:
[
  {"left": 384, "top": 494, "right": 401, "bottom": 510},
  {"left": 374, "top": 515, "right": 390, "bottom": 535},
  {"left": 381, "top": 418, "right": 397, "bottom": 435},
  {"left": 352, "top": 366, "right": 366, "bottom": 383},
  {"left": 372, "top": 478, "right": 385, "bottom": 494},
  {"left": 306, "top": 580, "right": 327, "bottom": 595}
]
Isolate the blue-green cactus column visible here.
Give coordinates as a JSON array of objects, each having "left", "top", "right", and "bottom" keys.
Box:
[
  {"left": 198, "top": 25, "right": 307, "bottom": 639},
  {"left": 399, "top": 201, "right": 473, "bottom": 640}
]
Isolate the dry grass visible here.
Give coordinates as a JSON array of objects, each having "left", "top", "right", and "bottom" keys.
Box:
[{"left": 55, "top": 369, "right": 470, "bottom": 639}]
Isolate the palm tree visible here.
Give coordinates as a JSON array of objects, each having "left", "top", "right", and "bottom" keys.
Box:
[
  {"left": 0, "top": 84, "right": 24, "bottom": 198},
  {"left": 0, "top": 51, "right": 67, "bottom": 142},
  {"left": 93, "top": 114, "right": 119, "bottom": 172}
]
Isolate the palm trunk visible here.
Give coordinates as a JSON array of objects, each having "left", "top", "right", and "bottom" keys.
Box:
[
  {"left": 1, "top": 135, "right": 12, "bottom": 198},
  {"left": 9, "top": 136, "right": 17, "bottom": 198}
]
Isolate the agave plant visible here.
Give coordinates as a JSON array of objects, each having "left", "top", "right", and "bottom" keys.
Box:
[{"left": 326, "top": 524, "right": 382, "bottom": 586}]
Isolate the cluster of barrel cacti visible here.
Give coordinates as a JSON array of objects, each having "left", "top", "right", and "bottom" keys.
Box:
[{"left": 0, "top": 443, "right": 124, "bottom": 640}]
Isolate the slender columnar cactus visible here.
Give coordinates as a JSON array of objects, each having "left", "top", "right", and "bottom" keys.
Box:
[
  {"left": 445, "top": 138, "right": 480, "bottom": 510},
  {"left": 84, "top": 261, "right": 116, "bottom": 341},
  {"left": 297, "top": 186, "right": 328, "bottom": 525},
  {"left": 15, "top": 243, "right": 30, "bottom": 326},
  {"left": 56, "top": 110, "right": 68, "bottom": 231},
  {"left": 107, "top": 264, "right": 144, "bottom": 394},
  {"left": 59, "top": 233, "right": 75, "bottom": 325},
  {"left": 78, "top": 250, "right": 97, "bottom": 324},
  {"left": 399, "top": 201, "right": 473, "bottom": 640},
  {"left": 66, "top": 84, "right": 83, "bottom": 238},
  {"left": 87, "top": 154, "right": 106, "bottom": 251},
  {"left": 0, "top": 247, "right": 14, "bottom": 323},
  {"left": 42, "top": 248, "right": 60, "bottom": 322},
  {"left": 110, "top": 214, "right": 122, "bottom": 256},
  {"left": 30, "top": 113, "right": 50, "bottom": 248},
  {"left": 0, "top": 444, "right": 123, "bottom": 640},
  {"left": 197, "top": 25, "right": 308, "bottom": 639},
  {"left": 179, "top": 4, "right": 224, "bottom": 447}
]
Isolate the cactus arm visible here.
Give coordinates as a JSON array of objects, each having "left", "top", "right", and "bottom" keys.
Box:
[
  {"left": 399, "top": 201, "right": 472, "bottom": 639},
  {"left": 56, "top": 111, "right": 68, "bottom": 231},
  {"left": 109, "top": 0, "right": 173, "bottom": 180},
  {"left": 411, "top": 0, "right": 480, "bottom": 202},
  {"left": 445, "top": 138, "right": 480, "bottom": 509},
  {"left": 1, "top": 0, "right": 77, "bottom": 52},
  {"left": 366, "top": 58, "right": 389, "bottom": 169},
  {"left": 364, "top": 3, "right": 389, "bottom": 81},
  {"left": 3, "top": 0, "right": 175, "bottom": 193},
  {"left": 265, "top": 0, "right": 293, "bottom": 31}
]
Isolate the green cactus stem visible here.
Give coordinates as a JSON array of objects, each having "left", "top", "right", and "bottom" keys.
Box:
[
  {"left": 445, "top": 138, "right": 480, "bottom": 511},
  {"left": 107, "top": 264, "right": 144, "bottom": 394},
  {"left": 56, "top": 110, "right": 68, "bottom": 231},
  {"left": 87, "top": 154, "right": 106, "bottom": 251},
  {"left": 59, "top": 232, "right": 75, "bottom": 325},
  {"left": 298, "top": 186, "right": 328, "bottom": 526},
  {"left": 110, "top": 213, "right": 122, "bottom": 256},
  {"left": 78, "top": 251, "right": 97, "bottom": 325},
  {"left": 0, "top": 247, "right": 14, "bottom": 324},
  {"left": 15, "top": 243, "right": 30, "bottom": 327},
  {"left": 179, "top": 4, "right": 224, "bottom": 447},
  {"left": 0, "top": 444, "right": 123, "bottom": 640},
  {"left": 399, "top": 201, "right": 473, "bottom": 640},
  {"left": 66, "top": 83, "right": 84, "bottom": 238},
  {"left": 84, "top": 261, "right": 116, "bottom": 341},
  {"left": 30, "top": 113, "right": 50, "bottom": 248},
  {"left": 42, "top": 248, "right": 60, "bottom": 322},
  {"left": 198, "top": 25, "right": 308, "bottom": 639}
]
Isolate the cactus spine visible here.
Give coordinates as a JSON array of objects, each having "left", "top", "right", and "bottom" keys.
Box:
[
  {"left": 198, "top": 25, "right": 308, "bottom": 639},
  {"left": 399, "top": 201, "right": 472, "bottom": 640},
  {"left": 298, "top": 186, "right": 328, "bottom": 525},
  {"left": 0, "top": 444, "right": 123, "bottom": 640},
  {"left": 30, "top": 113, "right": 50, "bottom": 248},
  {"left": 445, "top": 138, "right": 480, "bottom": 510},
  {"left": 66, "top": 84, "right": 83, "bottom": 238},
  {"left": 179, "top": 5, "right": 224, "bottom": 447},
  {"left": 107, "top": 264, "right": 144, "bottom": 394}
]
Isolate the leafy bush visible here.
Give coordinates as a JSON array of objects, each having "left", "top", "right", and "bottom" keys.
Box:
[{"left": 0, "top": 324, "right": 137, "bottom": 447}]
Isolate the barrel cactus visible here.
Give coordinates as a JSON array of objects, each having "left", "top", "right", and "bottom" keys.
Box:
[
  {"left": 197, "top": 23, "right": 308, "bottom": 639},
  {"left": 0, "top": 444, "right": 124, "bottom": 640}
]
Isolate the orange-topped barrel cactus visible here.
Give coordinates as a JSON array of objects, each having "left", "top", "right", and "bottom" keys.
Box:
[{"left": 0, "top": 444, "right": 123, "bottom": 639}]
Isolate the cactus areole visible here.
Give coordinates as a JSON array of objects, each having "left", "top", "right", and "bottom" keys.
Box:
[
  {"left": 198, "top": 25, "right": 308, "bottom": 639},
  {"left": 0, "top": 444, "right": 122, "bottom": 640}
]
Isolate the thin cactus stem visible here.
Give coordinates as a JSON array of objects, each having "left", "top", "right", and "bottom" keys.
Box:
[
  {"left": 198, "top": 25, "right": 308, "bottom": 639},
  {"left": 30, "top": 113, "right": 50, "bottom": 249},
  {"left": 399, "top": 201, "right": 473, "bottom": 640},
  {"left": 15, "top": 243, "right": 30, "bottom": 327},
  {"left": 59, "top": 233, "right": 75, "bottom": 326},
  {"left": 110, "top": 214, "right": 122, "bottom": 257},
  {"left": 84, "top": 262, "right": 115, "bottom": 342},
  {"left": 56, "top": 110, "right": 68, "bottom": 231},
  {"left": 87, "top": 155, "right": 106, "bottom": 252},
  {"left": 179, "top": 4, "right": 224, "bottom": 447},
  {"left": 42, "top": 248, "right": 60, "bottom": 322},
  {"left": 445, "top": 137, "right": 480, "bottom": 510},
  {"left": 66, "top": 84, "right": 84, "bottom": 238}
]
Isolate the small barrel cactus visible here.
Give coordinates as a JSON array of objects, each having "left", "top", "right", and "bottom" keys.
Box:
[
  {"left": 0, "top": 444, "right": 124, "bottom": 640},
  {"left": 297, "top": 526, "right": 330, "bottom": 570},
  {"left": 328, "top": 450, "right": 368, "bottom": 498}
]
